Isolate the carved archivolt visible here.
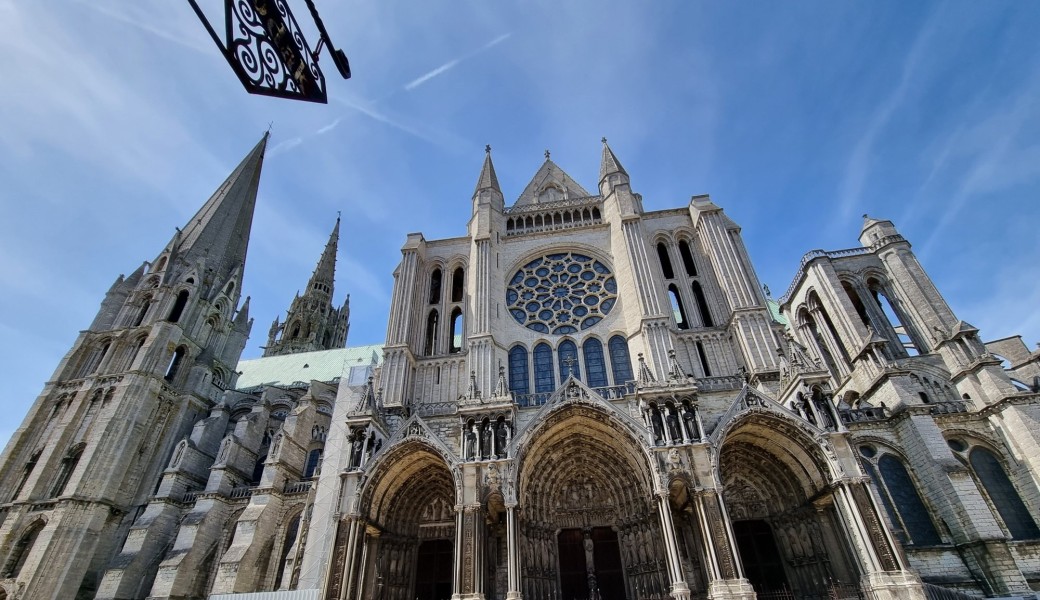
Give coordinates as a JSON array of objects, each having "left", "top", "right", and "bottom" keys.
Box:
[{"left": 361, "top": 442, "right": 457, "bottom": 537}]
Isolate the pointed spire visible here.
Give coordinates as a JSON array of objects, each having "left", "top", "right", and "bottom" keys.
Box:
[
  {"left": 173, "top": 133, "right": 268, "bottom": 282},
  {"left": 307, "top": 214, "right": 340, "bottom": 296},
  {"left": 599, "top": 137, "right": 628, "bottom": 182},
  {"left": 473, "top": 145, "right": 502, "bottom": 195}
]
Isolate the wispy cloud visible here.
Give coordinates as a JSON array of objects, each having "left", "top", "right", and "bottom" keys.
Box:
[
  {"left": 836, "top": 16, "right": 937, "bottom": 223},
  {"left": 317, "top": 118, "right": 342, "bottom": 135},
  {"left": 404, "top": 32, "right": 512, "bottom": 91}
]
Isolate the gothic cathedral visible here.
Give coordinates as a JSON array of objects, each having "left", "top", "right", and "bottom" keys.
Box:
[{"left": 1, "top": 136, "right": 1039, "bottom": 600}]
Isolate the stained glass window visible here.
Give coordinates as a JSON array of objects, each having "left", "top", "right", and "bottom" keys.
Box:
[
  {"left": 507, "top": 253, "right": 617, "bottom": 334},
  {"left": 584, "top": 338, "right": 608, "bottom": 388}
]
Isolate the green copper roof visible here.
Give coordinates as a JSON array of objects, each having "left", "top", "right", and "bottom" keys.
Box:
[
  {"left": 234, "top": 344, "right": 383, "bottom": 390},
  {"left": 767, "top": 299, "right": 788, "bottom": 326}
]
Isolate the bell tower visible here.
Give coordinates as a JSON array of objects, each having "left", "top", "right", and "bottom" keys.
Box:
[
  {"left": 0, "top": 134, "right": 267, "bottom": 599},
  {"left": 264, "top": 216, "right": 350, "bottom": 356}
]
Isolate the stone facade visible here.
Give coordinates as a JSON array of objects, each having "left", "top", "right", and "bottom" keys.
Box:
[{"left": 1, "top": 138, "right": 1039, "bottom": 600}]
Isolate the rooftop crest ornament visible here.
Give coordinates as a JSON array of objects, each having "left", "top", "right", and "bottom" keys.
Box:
[{"left": 187, "top": 0, "right": 351, "bottom": 103}]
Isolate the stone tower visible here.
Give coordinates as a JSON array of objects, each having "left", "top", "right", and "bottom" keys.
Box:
[
  {"left": 263, "top": 216, "right": 350, "bottom": 357},
  {"left": 0, "top": 134, "right": 267, "bottom": 599}
]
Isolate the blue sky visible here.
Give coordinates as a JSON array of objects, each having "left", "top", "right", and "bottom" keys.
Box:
[{"left": 2, "top": 1, "right": 1040, "bottom": 448}]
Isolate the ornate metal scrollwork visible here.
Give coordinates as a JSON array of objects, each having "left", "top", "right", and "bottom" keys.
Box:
[{"left": 187, "top": 0, "right": 351, "bottom": 103}]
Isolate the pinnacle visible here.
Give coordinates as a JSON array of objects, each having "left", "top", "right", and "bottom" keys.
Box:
[
  {"left": 599, "top": 137, "right": 628, "bottom": 182},
  {"left": 473, "top": 146, "right": 502, "bottom": 195}
]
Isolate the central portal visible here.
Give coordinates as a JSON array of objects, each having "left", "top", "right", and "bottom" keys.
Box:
[
  {"left": 557, "top": 528, "right": 625, "bottom": 600},
  {"left": 414, "top": 539, "right": 452, "bottom": 600}
]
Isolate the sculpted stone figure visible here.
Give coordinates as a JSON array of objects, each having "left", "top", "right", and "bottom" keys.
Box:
[
  {"left": 481, "top": 423, "right": 493, "bottom": 459},
  {"left": 465, "top": 426, "right": 477, "bottom": 460},
  {"left": 495, "top": 421, "right": 508, "bottom": 458}
]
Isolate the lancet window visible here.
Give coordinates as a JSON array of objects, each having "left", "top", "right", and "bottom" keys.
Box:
[
  {"left": 859, "top": 445, "right": 941, "bottom": 546},
  {"left": 558, "top": 340, "right": 579, "bottom": 382},
  {"left": 583, "top": 338, "right": 608, "bottom": 388},
  {"left": 608, "top": 336, "right": 633, "bottom": 384},
  {"left": 508, "top": 345, "right": 529, "bottom": 395},
  {"left": 958, "top": 444, "right": 1040, "bottom": 540}
]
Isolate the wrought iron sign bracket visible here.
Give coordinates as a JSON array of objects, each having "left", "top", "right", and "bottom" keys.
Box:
[{"left": 187, "top": 0, "right": 351, "bottom": 104}]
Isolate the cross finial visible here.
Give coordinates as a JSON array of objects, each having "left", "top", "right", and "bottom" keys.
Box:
[
  {"left": 544, "top": 149, "right": 551, "bottom": 160},
  {"left": 266, "top": 121, "right": 274, "bottom": 134},
  {"left": 485, "top": 144, "right": 491, "bottom": 154},
  {"left": 563, "top": 356, "right": 576, "bottom": 376},
  {"left": 601, "top": 137, "right": 607, "bottom": 144}
]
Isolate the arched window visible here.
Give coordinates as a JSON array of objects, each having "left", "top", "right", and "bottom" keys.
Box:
[
  {"left": 424, "top": 310, "right": 438, "bottom": 356},
  {"left": 2, "top": 521, "right": 44, "bottom": 578},
  {"left": 165, "top": 346, "right": 187, "bottom": 382},
  {"left": 969, "top": 447, "right": 1040, "bottom": 539},
  {"left": 869, "top": 280, "right": 919, "bottom": 356},
  {"left": 11, "top": 450, "right": 41, "bottom": 501},
  {"left": 583, "top": 338, "right": 608, "bottom": 388},
  {"left": 656, "top": 243, "right": 675, "bottom": 279},
  {"left": 668, "top": 285, "right": 689, "bottom": 330},
  {"left": 51, "top": 445, "right": 84, "bottom": 497},
  {"left": 508, "top": 346, "right": 529, "bottom": 395},
  {"left": 608, "top": 336, "right": 633, "bottom": 384},
  {"left": 691, "top": 281, "right": 713, "bottom": 327},
  {"left": 289, "top": 322, "right": 301, "bottom": 339},
  {"left": 678, "top": 240, "right": 698, "bottom": 276},
  {"left": 134, "top": 296, "right": 151, "bottom": 327},
  {"left": 85, "top": 342, "right": 111, "bottom": 376},
  {"left": 273, "top": 513, "right": 302, "bottom": 590},
  {"left": 449, "top": 308, "right": 463, "bottom": 354},
  {"left": 126, "top": 337, "right": 146, "bottom": 371},
  {"left": 251, "top": 454, "right": 268, "bottom": 485},
  {"left": 876, "top": 454, "right": 941, "bottom": 545},
  {"left": 429, "top": 269, "right": 442, "bottom": 304},
  {"left": 451, "top": 267, "right": 464, "bottom": 303},
  {"left": 841, "top": 281, "right": 870, "bottom": 327},
  {"left": 168, "top": 290, "right": 189, "bottom": 323},
  {"left": 696, "top": 341, "right": 712, "bottom": 377},
  {"left": 558, "top": 340, "right": 579, "bottom": 382},
  {"left": 533, "top": 343, "right": 555, "bottom": 394},
  {"left": 303, "top": 448, "right": 323, "bottom": 478}
]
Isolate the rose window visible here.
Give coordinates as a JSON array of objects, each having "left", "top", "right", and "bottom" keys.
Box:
[{"left": 506, "top": 253, "right": 617, "bottom": 334}]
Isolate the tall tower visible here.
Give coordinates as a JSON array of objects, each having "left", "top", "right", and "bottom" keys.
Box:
[
  {"left": 263, "top": 216, "right": 350, "bottom": 356},
  {"left": 0, "top": 134, "right": 267, "bottom": 599}
]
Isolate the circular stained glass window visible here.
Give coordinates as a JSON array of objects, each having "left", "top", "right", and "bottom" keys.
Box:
[{"left": 507, "top": 252, "right": 617, "bottom": 334}]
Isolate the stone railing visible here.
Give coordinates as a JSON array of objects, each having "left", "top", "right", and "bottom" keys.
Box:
[
  {"left": 284, "top": 480, "right": 312, "bottom": 495},
  {"left": 229, "top": 485, "right": 255, "bottom": 500},
  {"left": 415, "top": 400, "right": 457, "bottom": 417},
  {"left": 514, "top": 382, "right": 636, "bottom": 408},
  {"left": 839, "top": 406, "right": 888, "bottom": 424},
  {"left": 777, "top": 237, "right": 905, "bottom": 306},
  {"left": 504, "top": 197, "right": 604, "bottom": 237}
]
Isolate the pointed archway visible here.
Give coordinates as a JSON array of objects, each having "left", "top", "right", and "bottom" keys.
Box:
[
  {"left": 359, "top": 441, "right": 458, "bottom": 600},
  {"left": 718, "top": 413, "right": 858, "bottom": 597},
  {"left": 516, "top": 404, "right": 667, "bottom": 600}
]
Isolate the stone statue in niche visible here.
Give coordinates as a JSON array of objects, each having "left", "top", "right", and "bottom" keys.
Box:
[
  {"left": 350, "top": 433, "right": 364, "bottom": 469},
  {"left": 495, "top": 421, "right": 508, "bottom": 458},
  {"left": 465, "top": 426, "right": 477, "bottom": 460},
  {"left": 481, "top": 422, "right": 493, "bottom": 460},
  {"left": 666, "top": 408, "right": 681, "bottom": 442},
  {"left": 683, "top": 406, "right": 698, "bottom": 440},
  {"left": 650, "top": 408, "right": 664, "bottom": 443}
]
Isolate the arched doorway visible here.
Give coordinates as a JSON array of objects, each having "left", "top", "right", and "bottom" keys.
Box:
[
  {"left": 719, "top": 414, "right": 857, "bottom": 598},
  {"left": 362, "top": 443, "right": 457, "bottom": 600},
  {"left": 517, "top": 405, "right": 665, "bottom": 600}
]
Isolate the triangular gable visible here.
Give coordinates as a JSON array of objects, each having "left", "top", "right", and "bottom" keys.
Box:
[
  {"left": 709, "top": 385, "right": 824, "bottom": 445},
  {"left": 513, "top": 160, "right": 593, "bottom": 208},
  {"left": 384, "top": 413, "right": 460, "bottom": 467},
  {"left": 513, "top": 375, "right": 645, "bottom": 447}
]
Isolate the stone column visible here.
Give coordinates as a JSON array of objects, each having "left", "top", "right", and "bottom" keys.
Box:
[
  {"left": 453, "top": 507, "right": 464, "bottom": 599},
  {"left": 505, "top": 506, "right": 522, "bottom": 600},
  {"left": 656, "top": 492, "right": 692, "bottom": 599}
]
